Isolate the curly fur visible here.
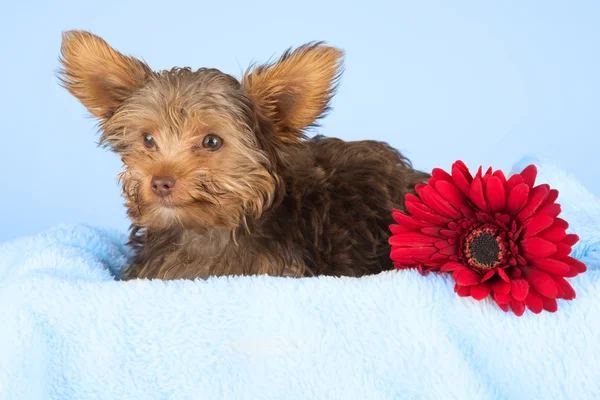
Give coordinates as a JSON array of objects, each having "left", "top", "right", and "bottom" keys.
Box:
[{"left": 58, "top": 30, "right": 430, "bottom": 280}]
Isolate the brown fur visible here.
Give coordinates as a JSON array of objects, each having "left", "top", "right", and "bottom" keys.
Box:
[{"left": 58, "top": 30, "right": 430, "bottom": 280}]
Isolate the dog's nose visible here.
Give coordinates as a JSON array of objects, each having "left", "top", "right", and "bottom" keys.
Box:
[{"left": 151, "top": 176, "right": 177, "bottom": 197}]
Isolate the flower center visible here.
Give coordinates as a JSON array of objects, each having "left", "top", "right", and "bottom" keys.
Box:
[
  {"left": 462, "top": 225, "right": 508, "bottom": 272},
  {"left": 470, "top": 233, "right": 500, "bottom": 266}
]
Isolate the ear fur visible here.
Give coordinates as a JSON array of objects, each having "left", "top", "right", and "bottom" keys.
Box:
[
  {"left": 58, "top": 30, "right": 151, "bottom": 121},
  {"left": 242, "top": 42, "right": 344, "bottom": 142}
]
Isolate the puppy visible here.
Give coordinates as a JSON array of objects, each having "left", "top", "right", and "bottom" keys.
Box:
[{"left": 58, "top": 30, "right": 429, "bottom": 280}]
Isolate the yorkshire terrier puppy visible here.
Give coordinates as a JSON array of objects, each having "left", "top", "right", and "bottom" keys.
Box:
[{"left": 59, "top": 30, "right": 429, "bottom": 280}]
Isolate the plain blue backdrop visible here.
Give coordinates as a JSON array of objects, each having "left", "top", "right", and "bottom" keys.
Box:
[{"left": 1, "top": 0, "right": 598, "bottom": 243}]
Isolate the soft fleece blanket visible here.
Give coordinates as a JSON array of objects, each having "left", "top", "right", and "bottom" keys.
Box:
[{"left": 0, "top": 158, "right": 598, "bottom": 400}]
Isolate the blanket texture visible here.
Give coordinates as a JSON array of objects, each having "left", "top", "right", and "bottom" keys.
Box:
[{"left": 0, "top": 158, "right": 599, "bottom": 400}]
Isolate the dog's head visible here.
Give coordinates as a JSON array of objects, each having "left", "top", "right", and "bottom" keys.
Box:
[{"left": 59, "top": 31, "right": 343, "bottom": 231}]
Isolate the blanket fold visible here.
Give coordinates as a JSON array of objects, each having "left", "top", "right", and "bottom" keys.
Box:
[{"left": 1, "top": 158, "right": 599, "bottom": 400}]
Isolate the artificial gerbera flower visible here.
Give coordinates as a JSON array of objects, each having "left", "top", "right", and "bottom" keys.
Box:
[{"left": 389, "top": 161, "right": 587, "bottom": 316}]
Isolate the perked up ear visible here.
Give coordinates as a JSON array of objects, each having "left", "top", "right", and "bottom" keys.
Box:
[
  {"left": 58, "top": 30, "right": 151, "bottom": 121},
  {"left": 242, "top": 42, "right": 344, "bottom": 143}
]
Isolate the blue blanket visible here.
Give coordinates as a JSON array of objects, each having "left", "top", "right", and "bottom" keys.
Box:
[{"left": 1, "top": 158, "right": 598, "bottom": 400}]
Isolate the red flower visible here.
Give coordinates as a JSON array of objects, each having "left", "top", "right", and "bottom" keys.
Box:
[{"left": 389, "top": 161, "right": 587, "bottom": 316}]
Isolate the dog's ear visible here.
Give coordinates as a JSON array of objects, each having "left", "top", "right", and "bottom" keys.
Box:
[
  {"left": 242, "top": 42, "right": 343, "bottom": 143},
  {"left": 58, "top": 30, "right": 151, "bottom": 121}
]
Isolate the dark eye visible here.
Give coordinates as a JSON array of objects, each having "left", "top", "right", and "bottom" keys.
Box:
[
  {"left": 143, "top": 133, "right": 155, "bottom": 149},
  {"left": 202, "top": 134, "right": 223, "bottom": 150}
]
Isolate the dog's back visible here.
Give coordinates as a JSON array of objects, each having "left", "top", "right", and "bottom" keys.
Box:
[{"left": 266, "top": 136, "right": 429, "bottom": 277}]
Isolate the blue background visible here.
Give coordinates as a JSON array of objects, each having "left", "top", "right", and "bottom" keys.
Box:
[{"left": 1, "top": 0, "right": 598, "bottom": 243}]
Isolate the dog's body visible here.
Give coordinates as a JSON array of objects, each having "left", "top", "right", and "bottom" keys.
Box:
[
  {"left": 125, "top": 136, "right": 427, "bottom": 279},
  {"left": 59, "top": 31, "right": 429, "bottom": 280}
]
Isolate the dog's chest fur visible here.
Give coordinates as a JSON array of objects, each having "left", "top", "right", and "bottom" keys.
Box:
[{"left": 124, "top": 227, "right": 306, "bottom": 280}]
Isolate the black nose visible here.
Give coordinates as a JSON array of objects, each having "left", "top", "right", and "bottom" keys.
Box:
[{"left": 151, "top": 176, "right": 176, "bottom": 197}]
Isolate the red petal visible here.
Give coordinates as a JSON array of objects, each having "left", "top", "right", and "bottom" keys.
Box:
[
  {"left": 510, "top": 278, "right": 530, "bottom": 301},
  {"left": 506, "top": 183, "right": 530, "bottom": 216},
  {"left": 522, "top": 267, "right": 559, "bottom": 298},
  {"left": 434, "top": 240, "right": 451, "bottom": 249},
  {"left": 542, "top": 189, "right": 559, "bottom": 207},
  {"left": 497, "top": 268, "right": 510, "bottom": 282},
  {"left": 492, "top": 279, "right": 511, "bottom": 294},
  {"left": 520, "top": 237, "right": 557, "bottom": 258},
  {"left": 517, "top": 184, "right": 550, "bottom": 222},
  {"left": 494, "top": 213, "right": 511, "bottom": 227},
  {"left": 392, "top": 211, "right": 432, "bottom": 229},
  {"left": 432, "top": 168, "right": 453, "bottom": 182},
  {"left": 440, "top": 229, "right": 459, "bottom": 239},
  {"left": 523, "top": 214, "right": 555, "bottom": 238},
  {"left": 536, "top": 203, "right": 561, "bottom": 219},
  {"left": 542, "top": 297, "right": 558, "bottom": 313},
  {"left": 435, "top": 180, "right": 467, "bottom": 211},
  {"left": 485, "top": 176, "right": 507, "bottom": 213},
  {"left": 389, "top": 232, "right": 439, "bottom": 246},
  {"left": 393, "top": 259, "right": 414, "bottom": 268},
  {"left": 539, "top": 227, "right": 567, "bottom": 242},
  {"left": 405, "top": 193, "right": 420, "bottom": 203},
  {"left": 506, "top": 174, "right": 524, "bottom": 190},
  {"left": 405, "top": 200, "right": 452, "bottom": 225},
  {"left": 562, "top": 234, "right": 579, "bottom": 246},
  {"left": 425, "top": 255, "right": 448, "bottom": 267},
  {"left": 475, "top": 211, "right": 493, "bottom": 223},
  {"left": 456, "top": 285, "right": 472, "bottom": 297},
  {"left": 493, "top": 170, "right": 507, "bottom": 184},
  {"left": 460, "top": 204, "right": 475, "bottom": 219},
  {"left": 510, "top": 300, "right": 525, "bottom": 316},
  {"left": 563, "top": 267, "right": 578, "bottom": 278},
  {"left": 455, "top": 269, "right": 482, "bottom": 286},
  {"left": 482, "top": 167, "right": 492, "bottom": 192},
  {"left": 524, "top": 291, "right": 543, "bottom": 314},
  {"left": 470, "top": 283, "right": 492, "bottom": 300},
  {"left": 566, "top": 257, "right": 587, "bottom": 274},
  {"left": 531, "top": 258, "right": 570, "bottom": 275},
  {"left": 454, "top": 161, "right": 471, "bottom": 174},
  {"left": 498, "top": 303, "right": 510, "bottom": 312},
  {"left": 421, "top": 227, "right": 443, "bottom": 237},
  {"left": 439, "top": 245, "right": 458, "bottom": 255},
  {"left": 441, "top": 262, "right": 467, "bottom": 272},
  {"left": 481, "top": 269, "right": 497, "bottom": 282},
  {"left": 451, "top": 161, "right": 473, "bottom": 196},
  {"left": 520, "top": 164, "right": 537, "bottom": 187},
  {"left": 470, "top": 176, "right": 488, "bottom": 211},
  {"left": 390, "top": 224, "right": 409, "bottom": 235},
  {"left": 553, "top": 276, "right": 576, "bottom": 300},
  {"left": 551, "top": 218, "right": 569, "bottom": 230},
  {"left": 493, "top": 291, "right": 512, "bottom": 304},
  {"left": 420, "top": 186, "right": 462, "bottom": 219},
  {"left": 475, "top": 166, "right": 483, "bottom": 179},
  {"left": 554, "top": 243, "right": 573, "bottom": 258},
  {"left": 417, "top": 265, "right": 428, "bottom": 274},
  {"left": 451, "top": 270, "right": 462, "bottom": 281},
  {"left": 390, "top": 246, "right": 438, "bottom": 260}
]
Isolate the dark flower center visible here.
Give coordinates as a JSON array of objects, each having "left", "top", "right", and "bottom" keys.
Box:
[
  {"left": 462, "top": 225, "right": 508, "bottom": 273},
  {"left": 470, "top": 233, "right": 500, "bottom": 267}
]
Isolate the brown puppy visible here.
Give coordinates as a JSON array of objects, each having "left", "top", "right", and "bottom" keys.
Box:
[{"left": 59, "top": 30, "right": 429, "bottom": 280}]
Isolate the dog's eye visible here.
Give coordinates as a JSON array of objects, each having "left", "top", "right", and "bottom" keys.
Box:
[
  {"left": 202, "top": 134, "right": 223, "bottom": 150},
  {"left": 143, "top": 133, "right": 155, "bottom": 149}
]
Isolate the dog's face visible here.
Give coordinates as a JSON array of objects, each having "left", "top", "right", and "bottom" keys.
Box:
[{"left": 59, "top": 31, "right": 342, "bottom": 231}]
